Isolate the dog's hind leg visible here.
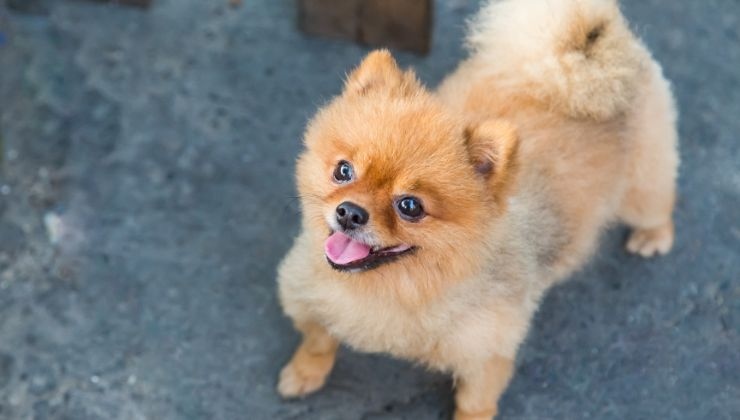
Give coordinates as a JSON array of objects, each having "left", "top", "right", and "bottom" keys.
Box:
[{"left": 618, "top": 62, "right": 679, "bottom": 258}]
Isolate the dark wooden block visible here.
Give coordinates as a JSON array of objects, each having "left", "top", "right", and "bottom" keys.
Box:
[
  {"left": 360, "top": 0, "right": 431, "bottom": 54},
  {"left": 297, "top": 0, "right": 432, "bottom": 54},
  {"left": 298, "top": 0, "right": 360, "bottom": 41}
]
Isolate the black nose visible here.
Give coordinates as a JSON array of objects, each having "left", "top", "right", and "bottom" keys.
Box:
[{"left": 336, "top": 201, "right": 369, "bottom": 230}]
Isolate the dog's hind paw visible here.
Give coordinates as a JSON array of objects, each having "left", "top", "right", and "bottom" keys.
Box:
[{"left": 626, "top": 222, "right": 674, "bottom": 258}]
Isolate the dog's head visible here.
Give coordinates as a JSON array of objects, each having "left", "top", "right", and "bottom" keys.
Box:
[{"left": 297, "top": 51, "right": 518, "bottom": 284}]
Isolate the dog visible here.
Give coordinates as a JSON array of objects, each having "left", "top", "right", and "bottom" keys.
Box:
[{"left": 276, "top": 0, "right": 678, "bottom": 418}]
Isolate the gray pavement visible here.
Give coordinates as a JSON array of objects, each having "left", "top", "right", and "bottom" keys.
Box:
[{"left": 0, "top": 0, "right": 738, "bottom": 419}]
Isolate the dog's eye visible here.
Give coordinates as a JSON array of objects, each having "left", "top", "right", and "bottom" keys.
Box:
[
  {"left": 396, "top": 196, "right": 424, "bottom": 221},
  {"left": 333, "top": 160, "right": 354, "bottom": 183}
]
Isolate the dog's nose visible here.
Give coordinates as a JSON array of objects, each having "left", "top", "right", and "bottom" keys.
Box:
[{"left": 336, "top": 201, "right": 369, "bottom": 230}]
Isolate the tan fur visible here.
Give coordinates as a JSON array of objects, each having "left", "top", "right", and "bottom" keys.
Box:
[
  {"left": 277, "top": 321, "right": 338, "bottom": 398},
  {"left": 454, "top": 355, "right": 515, "bottom": 420},
  {"left": 276, "top": 0, "right": 679, "bottom": 418}
]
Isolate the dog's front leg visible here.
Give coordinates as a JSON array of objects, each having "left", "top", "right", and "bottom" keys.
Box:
[
  {"left": 453, "top": 354, "right": 514, "bottom": 420},
  {"left": 277, "top": 320, "right": 339, "bottom": 398}
]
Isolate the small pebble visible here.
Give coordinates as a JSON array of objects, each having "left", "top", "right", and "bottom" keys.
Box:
[{"left": 43, "top": 212, "right": 63, "bottom": 244}]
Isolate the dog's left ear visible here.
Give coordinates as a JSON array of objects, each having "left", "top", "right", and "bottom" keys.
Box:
[
  {"left": 465, "top": 119, "right": 519, "bottom": 200},
  {"left": 344, "top": 49, "right": 421, "bottom": 97}
]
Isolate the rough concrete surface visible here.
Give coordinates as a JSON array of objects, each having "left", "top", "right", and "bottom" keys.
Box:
[{"left": 0, "top": 0, "right": 738, "bottom": 419}]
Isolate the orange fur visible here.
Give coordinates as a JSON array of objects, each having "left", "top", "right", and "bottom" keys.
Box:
[{"left": 277, "top": 0, "right": 679, "bottom": 418}]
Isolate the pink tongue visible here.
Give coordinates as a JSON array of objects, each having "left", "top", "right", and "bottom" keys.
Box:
[{"left": 324, "top": 232, "right": 372, "bottom": 265}]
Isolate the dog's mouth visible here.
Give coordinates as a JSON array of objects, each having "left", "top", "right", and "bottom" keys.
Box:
[{"left": 324, "top": 231, "right": 415, "bottom": 272}]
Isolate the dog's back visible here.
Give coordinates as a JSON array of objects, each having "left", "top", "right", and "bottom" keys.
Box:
[
  {"left": 438, "top": 0, "right": 678, "bottom": 280},
  {"left": 456, "top": 0, "right": 649, "bottom": 119}
]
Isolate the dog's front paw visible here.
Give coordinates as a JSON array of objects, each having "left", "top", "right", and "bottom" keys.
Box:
[
  {"left": 626, "top": 221, "right": 674, "bottom": 258},
  {"left": 277, "top": 359, "right": 330, "bottom": 398},
  {"left": 453, "top": 407, "right": 497, "bottom": 420}
]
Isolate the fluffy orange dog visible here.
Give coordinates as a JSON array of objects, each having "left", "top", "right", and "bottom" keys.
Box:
[{"left": 277, "top": 0, "right": 678, "bottom": 418}]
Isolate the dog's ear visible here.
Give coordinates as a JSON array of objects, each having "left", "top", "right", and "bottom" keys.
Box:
[
  {"left": 344, "top": 50, "right": 420, "bottom": 96},
  {"left": 465, "top": 119, "right": 519, "bottom": 201}
]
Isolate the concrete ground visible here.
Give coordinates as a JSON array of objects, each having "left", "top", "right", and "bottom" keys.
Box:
[{"left": 0, "top": 0, "right": 738, "bottom": 419}]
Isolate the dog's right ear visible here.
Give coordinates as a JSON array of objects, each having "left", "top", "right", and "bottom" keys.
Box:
[
  {"left": 344, "top": 50, "right": 421, "bottom": 97},
  {"left": 464, "top": 119, "right": 519, "bottom": 205}
]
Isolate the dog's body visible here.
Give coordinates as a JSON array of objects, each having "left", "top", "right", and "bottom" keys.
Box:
[{"left": 276, "top": 1, "right": 678, "bottom": 418}]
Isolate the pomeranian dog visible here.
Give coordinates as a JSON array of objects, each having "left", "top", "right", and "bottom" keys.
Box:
[{"left": 276, "top": 0, "right": 678, "bottom": 418}]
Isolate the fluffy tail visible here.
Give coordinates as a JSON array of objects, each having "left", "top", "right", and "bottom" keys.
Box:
[{"left": 467, "top": 0, "right": 649, "bottom": 120}]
